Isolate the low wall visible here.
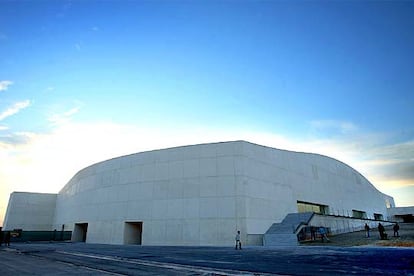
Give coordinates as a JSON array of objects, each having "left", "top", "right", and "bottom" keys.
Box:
[{"left": 8, "top": 231, "right": 72, "bottom": 243}]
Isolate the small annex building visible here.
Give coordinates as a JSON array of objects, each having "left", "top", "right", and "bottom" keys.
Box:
[{"left": 3, "top": 141, "right": 395, "bottom": 246}]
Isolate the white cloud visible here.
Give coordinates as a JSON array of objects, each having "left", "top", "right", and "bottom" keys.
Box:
[
  {"left": 0, "top": 126, "right": 8, "bottom": 131},
  {"left": 0, "top": 80, "right": 13, "bottom": 91},
  {"left": 48, "top": 106, "right": 81, "bottom": 126},
  {"left": 44, "top": 86, "right": 55, "bottom": 92},
  {"left": 0, "top": 100, "right": 31, "bottom": 121},
  {"left": 354, "top": 140, "right": 414, "bottom": 188},
  {"left": 0, "top": 131, "right": 34, "bottom": 145},
  {"left": 309, "top": 119, "right": 358, "bottom": 135}
]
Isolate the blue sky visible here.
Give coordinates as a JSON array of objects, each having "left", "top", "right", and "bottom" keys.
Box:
[{"left": 1, "top": 1, "right": 413, "bottom": 226}]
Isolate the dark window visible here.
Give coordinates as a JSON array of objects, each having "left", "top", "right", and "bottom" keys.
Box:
[
  {"left": 374, "top": 213, "right": 383, "bottom": 220},
  {"left": 297, "top": 201, "right": 329, "bottom": 215},
  {"left": 352, "top": 210, "right": 367, "bottom": 219}
]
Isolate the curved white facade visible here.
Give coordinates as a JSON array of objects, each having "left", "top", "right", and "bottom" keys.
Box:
[{"left": 4, "top": 141, "right": 394, "bottom": 246}]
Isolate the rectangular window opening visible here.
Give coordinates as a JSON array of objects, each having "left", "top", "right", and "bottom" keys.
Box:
[
  {"left": 374, "top": 213, "right": 383, "bottom": 221},
  {"left": 297, "top": 201, "right": 329, "bottom": 215},
  {"left": 352, "top": 210, "right": 367, "bottom": 219}
]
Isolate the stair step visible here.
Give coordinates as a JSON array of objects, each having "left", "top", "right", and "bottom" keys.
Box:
[{"left": 263, "top": 212, "right": 314, "bottom": 246}]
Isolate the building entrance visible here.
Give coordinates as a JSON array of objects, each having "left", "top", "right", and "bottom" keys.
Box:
[
  {"left": 124, "top": 221, "right": 143, "bottom": 245},
  {"left": 73, "top": 223, "right": 88, "bottom": 242}
]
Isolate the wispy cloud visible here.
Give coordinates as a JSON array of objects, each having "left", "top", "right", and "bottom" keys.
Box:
[
  {"left": 0, "top": 125, "right": 8, "bottom": 131},
  {"left": 357, "top": 140, "right": 414, "bottom": 187},
  {"left": 44, "top": 86, "right": 55, "bottom": 93},
  {"left": 56, "top": 2, "right": 72, "bottom": 18},
  {"left": 309, "top": 119, "right": 358, "bottom": 135},
  {"left": 48, "top": 106, "right": 81, "bottom": 126},
  {"left": 0, "top": 132, "right": 34, "bottom": 148},
  {"left": 0, "top": 80, "right": 13, "bottom": 91},
  {"left": 0, "top": 100, "right": 31, "bottom": 121},
  {"left": 91, "top": 26, "right": 99, "bottom": 32}
]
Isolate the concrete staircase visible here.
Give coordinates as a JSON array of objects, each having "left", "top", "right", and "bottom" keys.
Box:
[{"left": 263, "top": 212, "right": 314, "bottom": 246}]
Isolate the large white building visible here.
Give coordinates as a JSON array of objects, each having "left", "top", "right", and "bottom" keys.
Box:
[{"left": 3, "top": 141, "right": 395, "bottom": 246}]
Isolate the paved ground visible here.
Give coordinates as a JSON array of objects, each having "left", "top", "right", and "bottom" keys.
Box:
[
  {"left": 303, "top": 223, "right": 414, "bottom": 247},
  {"left": 0, "top": 223, "right": 413, "bottom": 275}
]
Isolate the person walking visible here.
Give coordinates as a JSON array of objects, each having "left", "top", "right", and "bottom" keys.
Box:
[
  {"left": 235, "top": 230, "right": 242, "bottom": 250},
  {"left": 311, "top": 227, "right": 317, "bottom": 241},
  {"left": 319, "top": 227, "right": 330, "bottom": 242},
  {"left": 0, "top": 227, "right": 3, "bottom": 246},
  {"left": 378, "top": 223, "right": 386, "bottom": 240},
  {"left": 393, "top": 223, "right": 400, "bottom": 237},
  {"left": 4, "top": 231, "right": 10, "bottom": 247},
  {"left": 364, "top": 223, "right": 370, "bottom": 238}
]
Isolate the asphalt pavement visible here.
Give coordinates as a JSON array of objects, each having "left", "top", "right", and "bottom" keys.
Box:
[
  {"left": 1, "top": 223, "right": 414, "bottom": 275},
  {"left": 1, "top": 241, "right": 413, "bottom": 275}
]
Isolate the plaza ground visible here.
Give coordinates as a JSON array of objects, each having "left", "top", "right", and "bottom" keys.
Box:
[
  {"left": 0, "top": 223, "right": 413, "bottom": 275},
  {"left": 303, "top": 223, "right": 414, "bottom": 247}
]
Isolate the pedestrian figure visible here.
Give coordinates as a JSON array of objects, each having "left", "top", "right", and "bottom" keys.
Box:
[
  {"left": 311, "top": 227, "right": 316, "bottom": 241},
  {"left": 0, "top": 227, "right": 3, "bottom": 246},
  {"left": 319, "top": 227, "right": 330, "bottom": 242},
  {"left": 378, "top": 223, "right": 386, "bottom": 240},
  {"left": 298, "top": 228, "right": 306, "bottom": 241},
  {"left": 364, "top": 223, "right": 370, "bottom": 238},
  {"left": 393, "top": 223, "right": 400, "bottom": 237},
  {"left": 4, "top": 231, "right": 10, "bottom": 247},
  {"left": 235, "top": 230, "right": 242, "bottom": 250}
]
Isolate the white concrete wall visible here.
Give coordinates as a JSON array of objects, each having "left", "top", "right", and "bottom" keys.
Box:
[
  {"left": 240, "top": 142, "right": 394, "bottom": 236},
  {"left": 45, "top": 140, "right": 394, "bottom": 246},
  {"left": 53, "top": 142, "right": 247, "bottom": 245},
  {"left": 3, "top": 192, "right": 56, "bottom": 231}
]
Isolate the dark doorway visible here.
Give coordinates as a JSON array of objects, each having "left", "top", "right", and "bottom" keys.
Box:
[
  {"left": 73, "top": 223, "right": 88, "bottom": 242},
  {"left": 124, "top": 221, "right": 143, "bottom": 245},
  {"left": 398, "top": 215, "right": 414, "bottom": 223}
]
